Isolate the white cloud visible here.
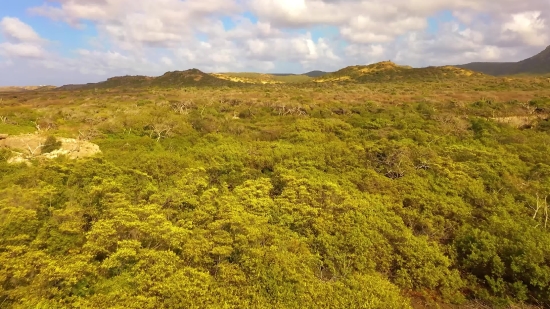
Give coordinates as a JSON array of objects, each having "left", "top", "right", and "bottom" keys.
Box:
[
  {"left": 30, "top": 0, "right": 240, "bottom": 49},
  {"left": 0, "top": 17, "right": 49, "bottom": 60},
  {"left": 247, "top": 0, "right": 550, "bottom": 63},
  {"left": 0, "top": 42, "right": 47, "bottom": 59},
  {"left": 340, "top": 15, "right": 427, "bottom": 43},
  {"left": 0, "top": 0, "right": 545, "bottom": 86},
  {"left": 345, "top": 19, "right": 539, "bottom": 68},
  {"left": 502, "top": 11, "right": 548, "bottom": 46},
  {"left": 0, "top": 17, "right": 43, "bottom": 43},
  {"left": 161, "top": 56, "right": 173, "bottom": 66}
]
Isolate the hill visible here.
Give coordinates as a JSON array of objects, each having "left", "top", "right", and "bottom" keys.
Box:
[
  {"left": 456, "top": 45, "right": 550, "bottom": 76},
  {"left": 270, "top": 71, "right": 329, "bottom": 77},
  {"left": 303, "top": 70, "right": 328, "bottom": 77},
  {"left": 152, "top": 69, "right": 233, "bottom": 87},
  {"left": 57, "top": 69, "right": 234, "bottom": 90},
  {"left": 213, "top": 72, "right": 312, "bottom": 84},
  {"left": 0, "top": 85, "right": 56, "bottom": 92},
  {"left": 56, "top": 69, "right": 327, "bottom": 90},
  {"left": 314, "top": 61, "right": 484, "bottom": 83}
]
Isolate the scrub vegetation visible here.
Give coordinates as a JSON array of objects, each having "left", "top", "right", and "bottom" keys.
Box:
[{"left": 1, "top": 65, "right": 550, "bottom": 308}]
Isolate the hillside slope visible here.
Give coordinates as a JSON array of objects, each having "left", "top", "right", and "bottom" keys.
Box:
[
  {"left": 212, "top": 72, "right": 312, "bottom": 84},
  {"left": 153, "top": 69, "right": 233, "bottom": 87},
  {"left": 58, "top": 69, "right": 234, "bottom": 90},
  {"left": 0, "top": 86, "right": 56, "bottom": 92},
  {"left": 303, "top": 70, "right": 328, "bottom": 77},
  {"left": 456, "top": 45, "right": 550, "bottom": 76},
  {"left": 315, "top": 61, "right": 485, "bottom": 83}
]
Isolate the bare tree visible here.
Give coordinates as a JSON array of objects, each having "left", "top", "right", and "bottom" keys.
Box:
[
  {"left": 33, "top": 120, "right": 41, "bottom": 132},
  {"left": 274, "top": 104, "right": 307, "bottom": 116},
  {"left": 26, "top": 142, "right": 44, "bottom": 157},
  {"left": 149, "top": 123, "right": 173, "bottom": 142},
  {"left": 33, "top": 118, "right": 56, "bottom": 132},
  {"left": 532, "top": 194, "right": 549, "bottom": 229},
  {"left": 545, "top": 195, "right": 549, "bottom": 229},
  {"left": 171, "top": 100, "right": 193, "bottom": 115}
]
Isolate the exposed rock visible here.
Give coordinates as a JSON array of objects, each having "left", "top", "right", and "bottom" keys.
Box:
[
  {"left": 490, "top": 115, "right": 548, "bottom": 128},
  {"left": 43, "top": 137, "right": 101, "bottom": 159},
  {"left": 7, "top": 152, "right": 31, "bottom": 166},
  {"left": 1, "top": 134, "right": 45, "bottom": 155},
  {"left": 0, "top": 134, "right": 8, "bottom": 140},
  {"left": 1, "top": 133, "right": 101, "bottom": 164}
]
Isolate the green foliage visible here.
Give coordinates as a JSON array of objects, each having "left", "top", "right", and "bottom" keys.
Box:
[
  {"left": 41, "top": 136, "right": 62, "bottom": 154},
  {"left": 1, "top": 80, "right": 550, "bottom": 308},
  {"left": 0, "top": 123, "right": 36, "bottom": 135}
]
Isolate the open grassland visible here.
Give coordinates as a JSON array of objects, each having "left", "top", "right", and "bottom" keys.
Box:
[{"left": 1, "top": 76, "right": 550, "bottom": 308}]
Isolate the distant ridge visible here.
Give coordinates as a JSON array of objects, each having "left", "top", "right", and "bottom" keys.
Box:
[
  {"left": 212, "top": 72, "right": 311, "bottom": 84},
  {"left": 54, "top": 60, "right": 495, "bottom": 90},
  {"left": 456, "top": 45, "right": 550, "bottom": 76},
  {"left": 314, "top": 61, "right": 484, "bottom": 83},
  {"left": 0, "top": 85, "right": 57, "bottom": 92},
  {"left": 153, "top": 69, "right": 232, "bottom": 87},
  {"left": 303, "top": 70, "right": 328, "bottom": 77},
  {"left": 58, "top": 69, "right": 234, "bottom": 90},
  {"left": 269, "top": 71, "right": 329, "bottom": 77}
]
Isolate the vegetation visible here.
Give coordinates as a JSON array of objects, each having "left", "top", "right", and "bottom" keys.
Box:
[
  {"left": 213, "top": 72, "right": 313, "bottom": 84},
  {"left": 1, "top": 71, "right": 550, "bottom": 308},
  {"left": 315, "top": 61, "right": 486, "bottom": 83},
  {"left": 58, "top": 69, "right": 234, "bottom": 91},
  {"left": 41, "top": 136, "right": 62, "bottom": 154}
]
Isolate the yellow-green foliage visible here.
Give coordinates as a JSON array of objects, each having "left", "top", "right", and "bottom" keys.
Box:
[
  {"left": 315, "top": 61, "right": 485, "bottom": 83},
  {"left": 213, "top": 72, "right": 312, "bottom": 84},
  {"left": 1, "top": 78, "right": 550, "bottom": 308}
]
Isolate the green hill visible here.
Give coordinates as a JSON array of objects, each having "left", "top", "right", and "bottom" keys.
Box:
[
  {"left": 57, "top": 69, "right": 235, "bottom": 90},
  {"left": 100, "top": 75, "right": 152, "bottom": 88},
  {"left": 153, "top": 69, "right": 233, "bottom": 87},
  {"left": 314, "top": 61, "right": 485, "bottom": 83},
  {"left": 456, "top": 45, "right": 550, "bottom": 76},
  {"left": 303, "top": 70, "right": 328, "bottom": 77},
  {"left": 212, "top": 72, "right": 312, "bottom": 84}
]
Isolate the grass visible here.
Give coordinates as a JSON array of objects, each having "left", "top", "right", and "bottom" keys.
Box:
[{"left": 0, "top": 123, "right": 36, "bottom": 135}]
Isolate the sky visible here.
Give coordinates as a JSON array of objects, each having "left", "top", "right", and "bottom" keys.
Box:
[{"left": 0, "top": 0, "right": 549, "bottom": 86}]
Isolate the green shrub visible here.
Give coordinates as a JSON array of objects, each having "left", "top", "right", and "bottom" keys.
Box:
[{"left": 41, "top": 136, "right": 62, "bottom": 154}]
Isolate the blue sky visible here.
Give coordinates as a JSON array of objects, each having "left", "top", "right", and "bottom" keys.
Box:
[{"left": 0, "top": 0, "right": 548, "bottom": 85}]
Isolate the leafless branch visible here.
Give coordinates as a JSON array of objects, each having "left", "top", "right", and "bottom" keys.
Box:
[{"left": 26, "top": 142, "right": 44, "bottom": 157}]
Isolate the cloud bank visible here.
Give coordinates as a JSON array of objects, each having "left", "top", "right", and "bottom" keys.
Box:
[{"left": 0, "top": 0, "right": 549, "bottom": 85}]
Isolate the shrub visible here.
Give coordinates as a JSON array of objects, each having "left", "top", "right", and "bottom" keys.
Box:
[{"left": 41, "top": 136, "right": 62, "bottom": 154}]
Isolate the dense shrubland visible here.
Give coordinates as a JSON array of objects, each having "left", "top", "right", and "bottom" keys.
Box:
[{"left": 1, "top": 79, "right": 550, "bottom": 308}]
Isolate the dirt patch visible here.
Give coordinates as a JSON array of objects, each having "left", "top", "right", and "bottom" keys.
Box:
[
  {"left": 490, "top": 115, "right": 548, "bottom": 128},
  {"left": 0, "top": 133, "right": 101, "bottom": 164}
]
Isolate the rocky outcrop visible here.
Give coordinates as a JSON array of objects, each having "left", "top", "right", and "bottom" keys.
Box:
[{"left": 0, "top": 134, "right": 101, "bottom": 164}]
